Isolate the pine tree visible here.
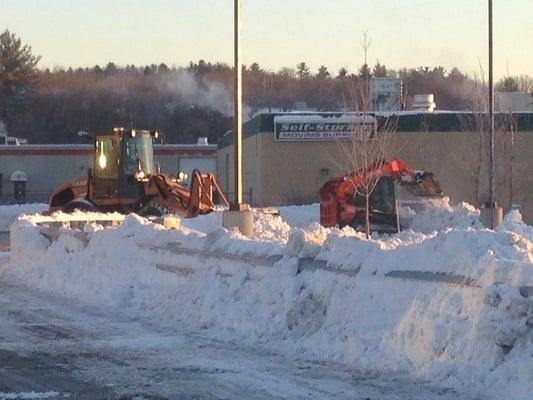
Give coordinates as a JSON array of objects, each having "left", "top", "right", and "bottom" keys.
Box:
[
  {"left": 249, "top": 62, "right": 261, "bottom": 74},
  {"left": 0, "top": 30, "right": 40, "bottom": 122},
  {"left": 296, "top": 62, "right": 310, "bottom": 79},
  {"left": 372, "top": 61, "right": 387, "bottom": 78},
  {"left": 337, "top": 67, "right": 348, "bottom": 79},
  {"left": 317, "top": 65, "right": 330, "bottom": 78},
  {"left": 359, "top": 63, "right": 371, "bottom": 80},
  {"left": 496, "top": 77, "right": 519, "bottom": 92}
]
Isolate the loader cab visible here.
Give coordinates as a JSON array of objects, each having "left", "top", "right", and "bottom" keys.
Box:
[{"left": 92, "top": 128, "right": 159, "bottom": 205}]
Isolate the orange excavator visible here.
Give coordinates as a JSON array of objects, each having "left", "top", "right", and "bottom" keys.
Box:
[
  {"left": 47, "top": 128, "right": 229, "bottom": 217},
  {"left": 319, "top": 158, "right": 443, "bottom": 231}
]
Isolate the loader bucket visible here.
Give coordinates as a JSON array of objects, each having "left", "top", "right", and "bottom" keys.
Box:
[{"left": 405, "top": 172, "right": 444, "bottom": 197}]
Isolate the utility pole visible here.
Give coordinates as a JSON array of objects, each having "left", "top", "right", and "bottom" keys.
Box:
[
  {"left": 482, "top": 0, "right": 503, "bottom": 228},
  {"left": 488, "top": 0, "right": 495, "bottom": 210},
  {"left": 222, "top": 0, "right": 253, "bottom": 237},
  {"left": 233, "top": 0, "right": 243, "bottom": 206}
]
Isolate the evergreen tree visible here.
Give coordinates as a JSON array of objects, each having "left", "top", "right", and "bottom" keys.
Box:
[
  {"left": 158, "top": 63, "right": 169, "bottom": 73},
  {"left": 0, "top": 30, "right": 40, "bottom": 122},
  {"left": 296, "top": 62, "right": 310, "bottom": 79},
  {"left": 105, "top": 62, "right": 118, "bottom": 74},
  {"left": 448, "top": 67, "right": 465, "bottom": 82},
  {"left": 372, "top": 61, "right": 387, "bottom": 77},
  {"left": 359, "top": 63, "right": 371, "bottom": 80},
  {"left": 496, "top": 76, "right": 520, "bottom": 92},
  {"left": 249, "top": 62, "right": 261, "bottom": 74},
  {"left": 337, "top": 67, "right": 348, "bottom": 79},
  {"left": 317, "top": 65, "right": 330, "bottom": 78}
]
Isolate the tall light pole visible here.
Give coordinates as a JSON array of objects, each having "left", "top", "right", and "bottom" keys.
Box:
[
  {"left": 233, "top": 0, "right": 243, "bottom": 207},
  {"left": 488, "top": 0, "right": 495, "bottom": 211},
  {"left": 483, "top": 0, "right": 502, "bottom": 228},
  {"left": 222, "top": 0, "right": 253, "bottom": 237}
]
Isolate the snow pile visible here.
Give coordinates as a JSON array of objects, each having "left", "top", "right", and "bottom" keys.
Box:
[
  {"left": 405, "top": 197, "right": 483, "bottom": 233},
  {"left": 179, "top": 208, "right": 294, "bottom": 242},
  {"left": 278, "top": 204, "right": 319, "bottom": 228},
  {"left": 0, "top": 204, "right": 47, "bottom": 231},
  {"left": 2, "top": 207, "right": 532, "bottom": 399},
  {"left": 246, "top": 210, "right": 292, "bottom": 242},
  {"left": 180, "top": 209, "right": 222, "bottom": 235}
]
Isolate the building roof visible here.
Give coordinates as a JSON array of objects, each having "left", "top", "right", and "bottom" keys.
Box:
[{"left": 218, "top": 111, "right": 533, "bottom": 149}]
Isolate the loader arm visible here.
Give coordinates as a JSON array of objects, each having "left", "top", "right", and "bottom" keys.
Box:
[{"left": 146, "top": 171, "right": 229, "bottom": 218}]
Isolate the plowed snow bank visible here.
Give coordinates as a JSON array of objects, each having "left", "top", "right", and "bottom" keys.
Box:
[{"left": 1, "top": 201, "right": 532, "bottom": 400}]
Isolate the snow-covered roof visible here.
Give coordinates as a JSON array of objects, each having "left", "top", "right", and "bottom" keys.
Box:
[{"left": 218, "top": 110, "right": 533, "bottom": 149}]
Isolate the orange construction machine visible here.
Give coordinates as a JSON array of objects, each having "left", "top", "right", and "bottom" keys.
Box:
[
  {"left": 47, "top": 128, "right": 228, "bottom": 217},
  {"left": 319, "top": 158, "right": 443, "bottom": 231}
]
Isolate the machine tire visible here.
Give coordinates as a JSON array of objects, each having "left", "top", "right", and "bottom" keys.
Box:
[
  {"left": 137, "top": 197, "right": 170, "bottom": 217},
  {"left": 63, "top": 199, "right": 97, "bottom": 213}
]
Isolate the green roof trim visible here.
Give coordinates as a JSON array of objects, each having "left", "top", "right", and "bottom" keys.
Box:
[{"left": 218, "top": 112, "right": 533, "bottom": 149}]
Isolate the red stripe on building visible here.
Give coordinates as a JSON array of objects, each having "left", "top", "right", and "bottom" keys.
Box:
[
  {"left": 0, "top": 146, "right": 216, "bottom": 156},
  {"left": 0, "top": 148, "right": 92, "bottom": 156}
]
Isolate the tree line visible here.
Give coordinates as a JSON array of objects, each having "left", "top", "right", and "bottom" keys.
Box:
[{"left": 1, "top": 29, "right": 531, "bottom": 144}]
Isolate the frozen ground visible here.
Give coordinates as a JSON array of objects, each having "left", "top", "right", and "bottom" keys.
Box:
[
  {"left": 0, "top": 279, "right": 472, "bottom": 399},
  {"left": 0, "top": 200, "right": 531, "bottom": 399}
]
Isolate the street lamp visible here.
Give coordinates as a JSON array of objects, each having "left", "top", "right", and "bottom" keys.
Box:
[
  {"left": 233, "top": 0, "right": 243, "bottom": 207},
  {"left": 222, "top": 0, "right": 253, "bottom": 237},
  {"left": 483, "top": 0, "right": 503, "bottom": 228}
]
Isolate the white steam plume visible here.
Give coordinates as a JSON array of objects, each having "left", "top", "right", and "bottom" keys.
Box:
[{"left": 165, "top": 70, "right": 250, "bottom": 117}]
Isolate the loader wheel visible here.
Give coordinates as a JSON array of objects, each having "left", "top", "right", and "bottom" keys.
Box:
[
  {"left": 63, "top": 200, "right": 97, "bottom": 213},
  {"left": 137, "top": 197, "right": 169, "bottom": 217}
]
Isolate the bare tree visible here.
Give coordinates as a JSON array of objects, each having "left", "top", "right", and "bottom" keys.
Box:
[
  {"left": 457, "top": 65, "right": 528, "bottom": 210},
  {"left": 332, "top": 115, "right": 397, "bottom": 238},
  {"left": 455, "top": 63, "right": 488, "bottom": 205},
  {"left": 326, "top": 31, "right": 398, "bottom": 238},
  {"left": 496, "top": 111, "right": 529, "bottom": 211},
  {"left": 359, "top": 30, "right": 372, "bottom": 83}
]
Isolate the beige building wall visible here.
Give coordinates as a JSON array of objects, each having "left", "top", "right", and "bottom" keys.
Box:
[
  {"left": 218, "top": 130, "right": 533, "bottom": 224},
  {"left": 217, "top": 132, "right": 262, "bottom": 205}
]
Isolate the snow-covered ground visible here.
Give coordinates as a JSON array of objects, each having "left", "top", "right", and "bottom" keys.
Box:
[
  {"left": 0, "top": 200, "right": 531, "bottom": 399},
  {"left": 0, "top": 281, "right": 471, "bottom": 399}
]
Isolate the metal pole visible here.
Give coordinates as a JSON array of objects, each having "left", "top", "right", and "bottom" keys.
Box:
[
  {"left": 488, "top": 0, "right": 495, "bottom": 213},
  {"left": 233, "top": 0, "right": 243, "bottom": 207}
]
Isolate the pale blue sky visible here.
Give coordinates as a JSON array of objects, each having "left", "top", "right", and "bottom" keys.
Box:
[{"left": 1, "top": 0, "right": 531, "bottom": 78}]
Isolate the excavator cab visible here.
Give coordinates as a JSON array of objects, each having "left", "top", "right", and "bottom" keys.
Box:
[{"left": 350, "top": 177, "right": 398, "bottom": 230}]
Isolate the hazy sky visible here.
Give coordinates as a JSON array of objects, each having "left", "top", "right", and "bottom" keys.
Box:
[{"left": 1, "top": 0, "right": 531, "bottom": 78}]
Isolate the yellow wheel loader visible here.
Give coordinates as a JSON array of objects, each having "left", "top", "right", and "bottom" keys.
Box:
[{"left": 47, "top": 128, "right": 228, "bottom": 217}]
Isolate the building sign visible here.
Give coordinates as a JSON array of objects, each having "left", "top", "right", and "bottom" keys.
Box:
[
  {"left": 274, "top": 114, "right": 376, "bottom": 141},
  {"left": 369, "top": 78, "right": 402, "bottom": 111}
]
